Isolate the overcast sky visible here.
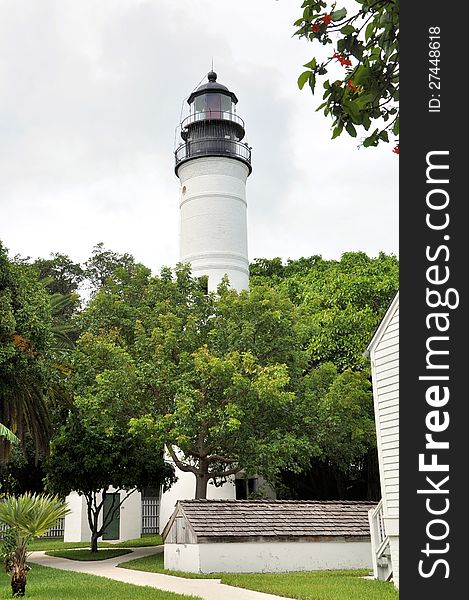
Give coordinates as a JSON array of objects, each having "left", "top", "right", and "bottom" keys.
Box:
[{"left": 0, "top": 0, "right": 398, "bottom": 274}]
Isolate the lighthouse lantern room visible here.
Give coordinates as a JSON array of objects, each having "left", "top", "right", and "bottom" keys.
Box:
[{"left": 174, "top": 71, "right": 252, "bottom": 292}]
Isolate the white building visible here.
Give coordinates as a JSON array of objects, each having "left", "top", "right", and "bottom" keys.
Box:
[
  {"left": 64, "top": 489, "right": 142, "bottom": 543},
  {"left": 63, "top": 488, "right": 160, "bottom": 543},
  {"left": 366, "top": 292, "right": 399, "bottom": 588}
]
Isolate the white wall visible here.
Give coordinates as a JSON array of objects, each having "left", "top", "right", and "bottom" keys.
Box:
[
  {"left": 369, "top": 296, "right": 399, "bottom": 518},
  {"left": 64, "top": 489, "right": 142, "bottom": 543},
  {"left": 367, "top": 292, "right": 399, "bottom": 589},
  {"left": 165, "top": 540, "right": 372, "bottom": 574},
  {"left": 119, "top": 490, "right": 142, "bottom": 542},
  {"left": 177, "top": 157, "right": 250, "bottom": 292},
  {"left": 165, "top": 543, "right": 200, "bottom": 572},
  {"left": 64, "top": 492, "right": 90, "bottom": 542}
]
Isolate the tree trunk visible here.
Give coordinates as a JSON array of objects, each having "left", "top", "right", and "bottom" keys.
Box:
[
  {"left": 90, "top": 530, "right": 99, "bottom": 553},
  {"left": 195, "top": 474, "right": 210, "bottom": 499},
  {"left": 195, "top": 459, "right": 210, "bottom": 499},
  {"left": 11, "top": 568, "right": 27, "bottom": 597}
]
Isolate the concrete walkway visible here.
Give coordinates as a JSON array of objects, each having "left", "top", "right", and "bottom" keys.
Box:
[{"left": 29, "top": 546, "right": 289, "bottom": 600}]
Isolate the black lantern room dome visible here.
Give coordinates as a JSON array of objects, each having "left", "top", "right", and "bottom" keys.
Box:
[
  {"left": 175, "top": 71, "right": 252, "bottom": 175},
  {"left": 187, "top": 71, "right": 238, "bottom": 104}
]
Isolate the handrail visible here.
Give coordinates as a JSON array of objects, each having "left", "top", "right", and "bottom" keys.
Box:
[
  {"left": 371, "top": 500, "right": 387, "bottom": 546},
  {"left": 181, "top": 111, "right": 245, "bottom": 130},
  {"left": 175, "top": 138, "right": 252, "bottom": 171},
  {"left": 368, "top": 500, "right": 391, "bottom": 580}
]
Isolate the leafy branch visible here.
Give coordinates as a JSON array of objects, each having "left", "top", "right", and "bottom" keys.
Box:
[{"left": 295, "top": 0, "right": 399, "bottom": 150}]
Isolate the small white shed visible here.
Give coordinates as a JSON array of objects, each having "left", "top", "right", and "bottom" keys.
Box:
[
  {"left": 162, "top": 499, "right": 375, "bottom": 574},
  {"left": 366, "top": 292, "right": 399, "bottom": 588}
]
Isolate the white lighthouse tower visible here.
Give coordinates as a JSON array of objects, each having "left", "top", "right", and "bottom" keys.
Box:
[{"left": 174, "top": 71, "right": 252, "bottom": 292}]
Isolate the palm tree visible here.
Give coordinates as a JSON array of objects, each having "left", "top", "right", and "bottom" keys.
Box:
[
  {"left": 0, "top": 286, "right": 77, "bottom": 464},
  {"left": 0, "top": 493, "right": 70, "bottom": 597},
  {"left": 0, "top": 372, "right": 50, "bottom": 463}
]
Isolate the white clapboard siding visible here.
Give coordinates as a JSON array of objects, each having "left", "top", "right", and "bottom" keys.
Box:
[
  {"left": 367, "top": 293, "right": 399, "bottom": 519},
  {"left": 366, "top": 292, "right": 399, "bottom": 589}
]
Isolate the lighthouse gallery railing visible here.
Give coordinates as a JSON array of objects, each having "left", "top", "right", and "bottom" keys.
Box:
[
  {"left": 175, "top": 139, "right": 251, "bottom": 167},
  {"left": 175, "top": 110, "right": 251, "bottom": 170}
]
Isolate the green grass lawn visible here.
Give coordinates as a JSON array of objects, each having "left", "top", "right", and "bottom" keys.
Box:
[
  {"left": 0, "top": 563, "right": 200, "bottom": 600},
  {"left": 45, "top": 548, "right": 132, "bottom": 561},
  {"left": 119, "top": 552, "right": 398, "bottom": 600},
  {"left": 222, "top": 571, "right": 398, "bottom": 600},
  {"left": 30, "top": 534, "right": 162, "bottom": 551}
]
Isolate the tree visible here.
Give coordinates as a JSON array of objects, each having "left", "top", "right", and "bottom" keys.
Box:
[
  {"left": 44, "top": 327, "right": 173, "bottom": 552},
  {"left": 0, "top": 242, "right": 53, "bottom": 461},
  {"left": 31, "top": 253, "right": 83, "bottom": 341},
  {"left": 73, "top": 254, "right": 397, "bottom": 500},
  {"left": 76, "top": 267, "right": 311, "bottom": 500},
  {"left": 32, "top": 253, "right": 84, "bottom": 297},
  {"left": 131, "top": 346, "right": 309, "bottom": 499},
  {"left": 45, "top": 410, "right": 174, "bottom": 552},
  {"left": 295, "top": 0, "right": 399, "bottom": 149},
  {"left": 0, "top": 493, "right": 69, "bottom": 597},
  {"left": 53, "top": 250, "right": 395, "bottom": 503},
  {"left": 300, "top": 362, "right": 375, "bottom": 469},
  {"left": 280, "top": 362, "right": 377, "bottom": 500},
  {"left": 84, "top": 243, "right": 137, "bottom": 293}
]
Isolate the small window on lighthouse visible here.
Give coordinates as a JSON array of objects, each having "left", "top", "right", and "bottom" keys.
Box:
[
  {"left": 221, "top": 95, "right": 231, "bottom": 113},
  {"left": 206, "top": 93, "right": 222, "bottom": 118},
  {"left": 194, "top": 95, "right": 206, "bottom": 113},
  {"left": 206, "top": 93, "right": 220, "bottom": 111}
]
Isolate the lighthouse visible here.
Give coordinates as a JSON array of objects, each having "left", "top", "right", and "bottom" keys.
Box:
[
  {"left": 174, "top": 71, "right": 252, "bottom": 292},
  {"left": 159, "top": 72, "right": 252, "bottom": 530}
]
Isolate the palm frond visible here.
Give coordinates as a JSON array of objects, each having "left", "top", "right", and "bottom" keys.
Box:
[
  {"left": 0, "top": 493, "right": 70, "bottom": 538},
  {"left": 0, "top": 423, "right": 19, "bottom": 444}
]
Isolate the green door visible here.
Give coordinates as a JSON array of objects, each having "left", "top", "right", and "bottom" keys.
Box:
[{"left": 102, "top": 493, "right": 120, "bottom": 540}]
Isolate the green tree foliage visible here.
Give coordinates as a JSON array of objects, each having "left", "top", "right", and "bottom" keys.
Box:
[
  {"left": 84, "top": 242, "right": 137, "bottom": 293},
  {"left": 31, "top": 253, "right": 83, "bottom": 345},
  {"left": 45, "top": 410, "right": 173, "bottom": 552},
  {"left": 73, "top": 253, "right": 393, "bottom": 500},
  {"left": 1, "top": 239, "right": 397, "bottom": 504},
  {"left": 250, "top": 252, "right": 398, "bottom": 370},
  {"left": 249, "top": 251, "right": 397, "bottom": 500},
  {"left": 76, "top": 266, "right": 312, "bottom": 499},
  {"left": 32, "top": 253, "right": 84, "bottom": 297},
  {"left": 45, "top": 328, "right": 174, "bottom": 552},
  {"left": 132, "top": 346, "right": 308, "bottom": 499},
  {"left": 295, "top": 0, "right": 399, "bottom": 148},
  {"left": 0, "top": 492, "right": 69, "bottom": 597},
  {"left": 0, "top": 243, "right": 53, "bottom": 461},
  {"left": 300, "top": 362, "right": 375, "bottom": 470}
]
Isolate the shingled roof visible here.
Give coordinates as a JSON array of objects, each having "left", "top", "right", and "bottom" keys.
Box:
[{"left": 162, "top": 499, "right": 375, "bottom": 543}]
